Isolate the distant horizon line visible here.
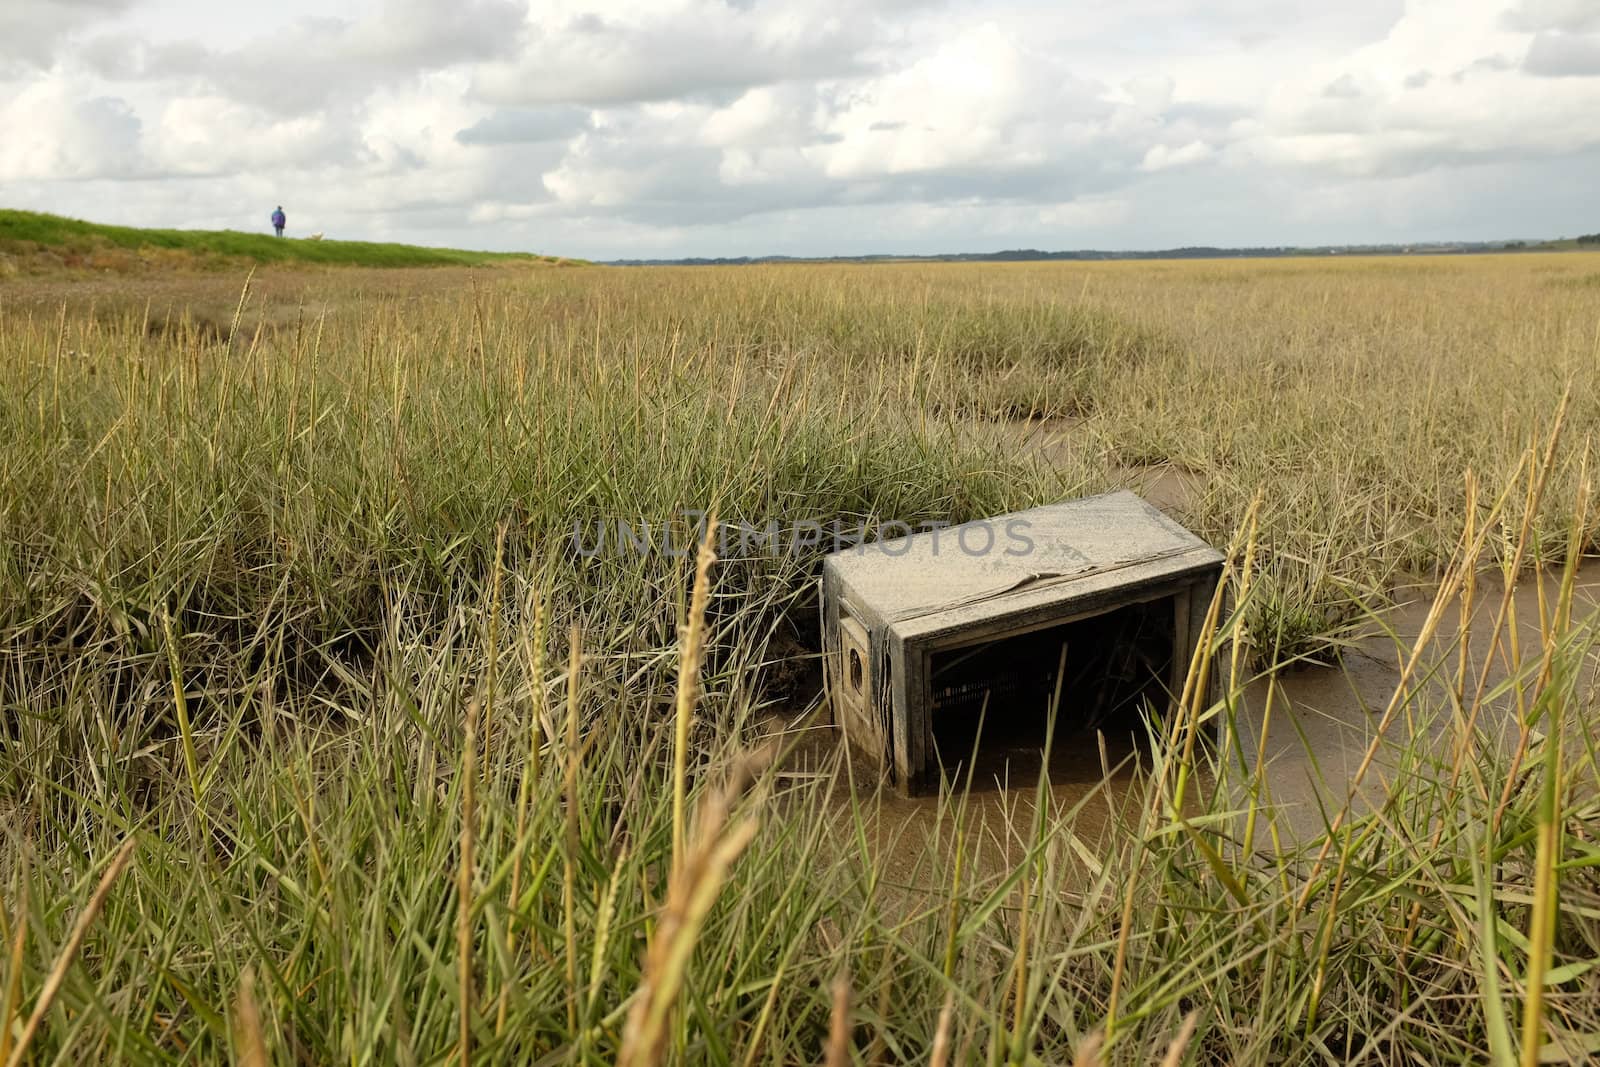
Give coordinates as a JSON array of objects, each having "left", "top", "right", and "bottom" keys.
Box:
[
  {"left": 600, "top": 236, "right": 1583, "bottom": 266},
  {"left": 9, "top": 205, "right": 1595, "bottom": 267}
]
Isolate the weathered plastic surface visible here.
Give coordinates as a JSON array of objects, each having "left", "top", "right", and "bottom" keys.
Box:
[{"left": 820, "top": 490, "right": 1224, "bottom": 793}]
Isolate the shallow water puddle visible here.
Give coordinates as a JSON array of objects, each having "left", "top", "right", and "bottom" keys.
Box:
[{"left": 1235, "top": 560, "right": 1600, "bottom": 845}]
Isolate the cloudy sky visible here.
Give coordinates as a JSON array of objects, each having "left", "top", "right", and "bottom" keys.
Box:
[{"left": 4, "top": 0, "right": 1600, "bottom": 259}]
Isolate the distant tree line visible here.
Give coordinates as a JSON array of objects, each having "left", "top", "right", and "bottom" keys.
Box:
[{"left": 1578, "top": 233, "right": 1600, "bottom": 246}]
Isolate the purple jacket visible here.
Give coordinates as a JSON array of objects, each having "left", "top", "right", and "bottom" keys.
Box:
[{"left": 271, "top": 210, "right": 286, "bottom": 228}]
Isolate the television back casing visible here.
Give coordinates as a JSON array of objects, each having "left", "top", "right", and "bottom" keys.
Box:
[{"left": 820, "top": 490, "right": 1225, "bottom": 794}]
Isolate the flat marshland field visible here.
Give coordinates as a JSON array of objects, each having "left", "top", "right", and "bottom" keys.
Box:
[{"left": 3, "top": 252, "right": 1600, "bottom": 1064}]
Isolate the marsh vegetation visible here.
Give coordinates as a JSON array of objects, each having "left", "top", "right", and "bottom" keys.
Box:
[{"left": 2, "top": 253, "right": 1599, "bottom": 1064}]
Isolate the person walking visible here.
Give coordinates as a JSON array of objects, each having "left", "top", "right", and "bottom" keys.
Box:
[{"left": 271, "top": 206, "right": 286, "bottom": 237}]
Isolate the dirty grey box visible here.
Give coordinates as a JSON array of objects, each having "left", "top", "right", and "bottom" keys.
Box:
[{"left": 820, "top": 490, "right": 1224, "bottom": 794}]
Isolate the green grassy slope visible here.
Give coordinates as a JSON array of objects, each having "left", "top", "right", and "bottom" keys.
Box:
[{"left": 0, "top": 209, "right": 569, "bottom": 270}]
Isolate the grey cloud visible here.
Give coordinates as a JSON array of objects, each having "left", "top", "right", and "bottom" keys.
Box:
[
  {"left": 1524, "top": 32, "right": 1600, "bottom": 76},
  {"left": 472, "top": 7, "right": 879, "bottom": 107},
  {"left": 69, "top": 96, "right": 144, "bottom": 175},
  {"left": 870, "top": 160, "right": 1111, "bottom": 208},
  {"left": 457, "top": 107, "right": 590, "bottom": 145},
  {"left": 78, "top": 36, "right": 145, "bottom": 79},
  {"left": 698, "top": 85, "right": 762, "bottom": 109},
  {"left": 477, "top": 159, "right": 565, "bottom": 202},
  {"left": 1153, "top": 101, "right": 1253, "bottom": 152},
  {"left": 84, "top": 0, "right": 525, "bottom": 113},
  {"left": 1452, "top": 54, "right": 1513, "bottom": 81},
  {"left": 1502, "top": 0, "right": 1600, "bottom": 33},
  {"left": 1323, "top": 74, "right": 1362, "bottom": 98},
  {"left": 0, "top": 0, "right": 138, "bottom": 71},
  {"left": 1404, "top": 70, "right": 1431, "bottom": 88},
  {"left": 1163, "top": 101, "right": 1250, "bottom": 126},
  {"left": 388, "top": 146, "right": 427, "bottom": 171}
]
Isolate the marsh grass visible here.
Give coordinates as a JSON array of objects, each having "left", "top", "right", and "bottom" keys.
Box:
[{"left": 2, "top": 255, "right": 1599, "bottom": 1063}]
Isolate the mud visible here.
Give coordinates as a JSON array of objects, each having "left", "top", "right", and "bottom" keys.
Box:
[{"left": 1237, "top": 564, "right": 1600, "bottom": 844}]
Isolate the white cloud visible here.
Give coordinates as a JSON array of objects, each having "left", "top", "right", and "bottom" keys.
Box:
[
  {"left": 700, "top": 88, "right": 803, "bottom": 148},
  {"left": 0, "top": 78, "right": 142, "bottom": 181},
  {"left": 1233, "top": 0, "right": 1600, "bottom": 177},
  {"left": 151, "top": 96, "right": 342, "bottom": 176},
  {"left": 1140, "top": 140, "right": 1214, "bottom": 171},
  {"left": 818, "top": 23, "right": 1033, "bottom": 178},
  {"left": 1037, "top": 198, "right": 1132, "bottom": 228}
]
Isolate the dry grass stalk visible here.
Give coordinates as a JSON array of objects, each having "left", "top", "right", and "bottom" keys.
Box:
[
  {"left": 824, "top": 970, "right": 852, "bottom": 1067},
  {"left": 1159, "top": 1011, "right": 1198, "bottom": 1067},
  {"left": 497, "top": 591, "right": 547, "bottom": 1037},
  {"left": 232, "top": 967, "right": 270, "bottom": 1067},
  {"left": 928, "top": 991, "right": 955, "bottom": 1067},
  {"left": 673, "top": 518, "right": 719, "bottom": 868},
  {"left": 563, "top": 627, "right": 583, "bottom": 1035},
  {"left": 1071, "top": 1031, "right": 1105, "bottom": 1067},
  {"left": 482, "top": 523, "right": 507, "bottom": 771},
  {"left": 457, "top": 692, "right": 480, "bottom": 1067},
  {"left": 616, "top": 768, "right": 759, "bottom": 1067}
]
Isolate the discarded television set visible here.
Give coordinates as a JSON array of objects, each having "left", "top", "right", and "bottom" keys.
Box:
[{"left": 820, "top": 490, "right": 1224, "bottom": 794}]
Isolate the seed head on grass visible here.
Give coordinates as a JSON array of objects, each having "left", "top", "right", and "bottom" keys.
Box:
[
  {"left": 617, "top": 761, "right": 761, "bottom": 1067},
  {"left": 824, "top": 970, "right": 852, "bottom": 1067},
  {"left": 928, "top": 991, "right": 955, "bottom": 1067},
  {"left": 673, "top": 517, "right": 718, "bottom": 869},
  {"left": 1159, "top": 1011, "right": 1198, "bottom": 1067},
  {"left": 231, "top": 967, "right": 270, "bottom": 1067}
]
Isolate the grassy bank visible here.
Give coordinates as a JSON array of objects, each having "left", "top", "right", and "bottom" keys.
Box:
[
  {"left": 1, "top": 258, "right": 1599, "bottom": 1063},
  {"left": 0, "top": 209, "right": 572, "bottom": 274}
]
